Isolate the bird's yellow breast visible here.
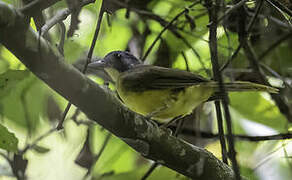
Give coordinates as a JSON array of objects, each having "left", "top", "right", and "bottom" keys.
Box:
[{"left": 117, "top": 82, "right": 214, "bottom": 123}]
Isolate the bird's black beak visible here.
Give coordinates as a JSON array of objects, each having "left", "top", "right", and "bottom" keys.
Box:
[{"left": 87, "top": 59, "right": 106, "bottom": 70}]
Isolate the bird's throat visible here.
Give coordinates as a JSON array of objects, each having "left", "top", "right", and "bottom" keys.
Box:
[{"left": 105, "top": 68, "right": 121, "bottom": 83}]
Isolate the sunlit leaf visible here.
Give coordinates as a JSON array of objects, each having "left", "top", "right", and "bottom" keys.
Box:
[
  {"left": 0, "top": 48, "right": 25, "bottom": 70},
  {"left": 1, "top": 76, "right": 48, "bottom": 130},
  {"left": 0, "top": 70, "right": 30, "bottom": 98},
  {"left": 0, "top": 124, "right": 18, "bottom": 152},
  {"left": 230, "top": 92, "right": 286, "bottom": 131},
  {"left": 32, "top": 145, "right": 50, "bottom": 154},
  {"left": 240, "top": 165, "right": 259, "bottom": 180}
]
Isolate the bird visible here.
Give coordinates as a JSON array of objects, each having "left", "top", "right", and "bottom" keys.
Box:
[{"left": 88, "top": 51, "right": 278, "bottom": 123}]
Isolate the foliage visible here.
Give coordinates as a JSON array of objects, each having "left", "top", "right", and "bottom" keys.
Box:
[{"left": 0, "top": 123, "right": 18, "bottom": 152}]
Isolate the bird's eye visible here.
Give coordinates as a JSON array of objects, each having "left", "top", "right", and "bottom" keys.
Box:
[{"left": 115, "top": 53, "right": 122, "bottom": 59}]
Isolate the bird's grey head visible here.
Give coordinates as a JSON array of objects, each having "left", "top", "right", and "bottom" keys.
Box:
[{"left": 89, "top": 51, "right": 141, "bottom": 73}]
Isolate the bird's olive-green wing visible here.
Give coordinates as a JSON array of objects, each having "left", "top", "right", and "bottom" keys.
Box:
[{"left": 119, "top": 65, "right": 209, "bottom": 92}]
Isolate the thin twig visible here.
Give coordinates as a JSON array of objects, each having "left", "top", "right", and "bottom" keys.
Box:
[
  {"left": 178, "top": 127, "right": 292, "bottom": 141},
  {"left": 141, "top": 162, "right": 159, "bottom": 180},
  {"left": 57, "top": 0, "right": 105, "bottom": 130},
  {"left": 219, "top": 44, "right": 242, "bottom": 72},
  {"left": 57, "top": 103, "right": 72, "bottom": 130},
  {"left": 266, "top": 0, "right": 292, "bottom": 29},
  {"left": 181, "top": 51, "right": 190, "bottom": 72},
  {"left": 174, "top": 118, "right": 185, "bottom": 137},
  {"left": 206, "top": 0, "right": 241, "bottom": 178},
  {"left": 265, "top": 0, "right": 292, "bottom": 18},
  {"left": 20, "top": 127, "right": 56, "bottom": 155},
  {"left": 93, "top": 133, "right": 112, "bottom": 162},
  {"left": 282, "top": 142, "right": 292, "bottom": 170},
  {"left": 207, "top": 0, "right": 230, "bottom": 165},
  {"left": 83, "top": 1, "right": 105, "bottom": 73},
  {"left": 247, "top": 11, "right": 292, "bottom": 29},
  {"left": 71, "top": 108, "right": 95, "bottom": 126},
  {"left": 258, "top": 32, "right": 292, "bottom": 61},
  {"left": 220, "top": 0, "right": 264, "bottom": 73},
  {"left": 237, "top": 133, "right": 292, "bottom": 141},
  {"left": 246, "top": 0, "right": 264, "bottom": 33},
  {"left": 179, "top": 37, "right": 208, "bottom": 75},
  {"left": 214, "top": 101, "right": 228, "bottom": 164},
  {"left": 66, "top": 0, "right": 83, "bottom": 37}
]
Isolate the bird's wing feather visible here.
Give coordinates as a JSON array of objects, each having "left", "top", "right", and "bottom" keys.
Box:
[{"left": 119, "top": 65, "right": 209, "bottom": 91}]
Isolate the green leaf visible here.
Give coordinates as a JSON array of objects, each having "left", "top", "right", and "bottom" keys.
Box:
[
  {"left": 0, "top": 124, "right": 18, "bottom": 152},
  {"left": 0, "top": 70, "right": 30, "bottom": 98},
  {"left": 1, "top": 76, "right": 48, "bottom": 131},
  {"left": 32, "top": 145, "right": 50, "bottom": 154},
  {"left": 230, "top": 92, "right": 286, "bottom": 132},
  {"left": 94, "top": 171, "right": 139, "bottom": 180}
]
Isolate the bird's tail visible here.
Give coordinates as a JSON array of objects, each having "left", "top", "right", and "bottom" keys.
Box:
[{"left": 201, "top": 81, "right": 279, "bottom": 93}]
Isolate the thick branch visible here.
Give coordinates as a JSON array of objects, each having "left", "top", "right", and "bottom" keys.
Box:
[{"left": 0, "top": 2, "right": 235, "bottom": 179}]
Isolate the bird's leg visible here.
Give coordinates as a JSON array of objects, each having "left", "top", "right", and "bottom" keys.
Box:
[
  {"left": 145, "top": 103, "right": 170, "bottom": 119},
  {"left": 145, "top": 104, "right": 171, "bottom": 131},
  {"left": 160, "top": 115, "right": 183, "bottom": 128},
  {"left": 158, "top": 115, "right": 183, "bottom": 136},
  {"left": 174, "top": 118, "right": 185, "bottom": 137}
]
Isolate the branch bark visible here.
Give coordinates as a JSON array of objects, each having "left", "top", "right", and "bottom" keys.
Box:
[{"left": 0, "top": 2, "right": 236, "bottom": 179}]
